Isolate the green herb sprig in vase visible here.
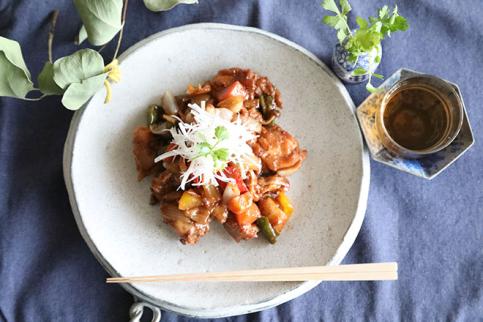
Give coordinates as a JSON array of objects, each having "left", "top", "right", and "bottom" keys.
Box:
[{"left": 321, "top": 0, "right": 409, "bottom": 92}]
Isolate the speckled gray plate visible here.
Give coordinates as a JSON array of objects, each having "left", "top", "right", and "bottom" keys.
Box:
[{"left": 63, "top": 23, "right": 370, "bottom": 318}]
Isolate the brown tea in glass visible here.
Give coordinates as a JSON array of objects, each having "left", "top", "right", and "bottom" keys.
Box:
[{"left": 376, "top": 75, "right": 464, "bottom": 158}]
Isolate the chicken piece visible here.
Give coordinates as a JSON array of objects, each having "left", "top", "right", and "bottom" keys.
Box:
[
  {"left": 161, "top": 203, "right": 209, "bottom": 245},
  {"left": 185, "top": 206, "right": 212, "bottom": 225},
  {"left": 244, "top": 98, "right": 259, "bottom": 110},
  {"left": 133, "top": 127, "right": 159, "bottom": 180},
  {"left": 251, "top": 125, "right": 307, "bottom": 172},
  {"left": 212, "top": 204, "right": 228, "bottom": 224},
  {"left": 223, "top": 215, "right": 259, "bottom": 242},
  {"left": 239, "top": 108, "right": 263, "bottom": 134},
  {"left": 159, "top": 191, "right": 183, "bottom": 203},
  {"left": 247, "top": 172, "right": 290, "bottom": 201},
  {"left": 201, "top": 185, "right": 222, "bottom": 208},
  {"left": 151, "top": 170, "right": 180, "bottom": 202},
  {"left": 257, "top": 175, "right": 290, "bottom": 198}
]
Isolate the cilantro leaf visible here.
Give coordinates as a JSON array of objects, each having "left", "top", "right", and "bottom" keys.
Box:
[
  {"left": 372, "top": 73, "right": 384, "bottom": 79},
  {"left": 215, "top": 126, "right": 229, "bottom": 141},
  {"left": 356, "top": 17, "right": 368, "bottom": 30},
  {"left": 392, "top": 16, "right": 409, "bottom": 32},
  {"left": 339, "top": 0, "right": 351, "bottom": 15},
  {"left": 337, "top": 29, "right": 348, "bottom": 43},
  {"left": 352, "top": 67, "right": 367, "bottom": 76},
  {"left": 366, "top": 82, "right": 378, "bottom": 93},
  {"left": 370, "top": 4, "right": 409, "bottom": 38},
  {"left": 321, "top": 1, "right": 408, "bottom": 93},
  {"left": 213, "top": 148, "right": 229, "bottom": 161},
  {"left": 323, "top": 15, "right": 345, "bottom": 29},
  {"left": 378, "top": 5, "right": 389, "bottom": 19},
  {"left": 323, "top": 15, "right": 339, "bottom": 28},
  {"left": 197, "top": 142, "right": 212, "bottom": 155},
  {"left": 321, "top": 0, "right": 351, "bottom": 43},
  {"left": 321, "top": 0, "right": 339, "bottom": 12}
]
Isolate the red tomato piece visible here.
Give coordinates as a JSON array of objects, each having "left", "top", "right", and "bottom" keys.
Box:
[{"left": 222, "top": 165, "right": 248, "bottom": 193}]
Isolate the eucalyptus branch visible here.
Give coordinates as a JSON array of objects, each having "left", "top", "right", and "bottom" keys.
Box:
[
  {"left": 23, "top": 93, "right": 48, "bottom": 101},
  {"left": 48, "top": 10, "right": 59, "bottom": 63},
  {"left": 0, "top": 0, "right": 197, "bottom": 108},
  {"left": 98, "top": 43, "right": 108, "bottom": 53},
  {"left": 113, "top": 0, "right": 129, "bottom": 60}
]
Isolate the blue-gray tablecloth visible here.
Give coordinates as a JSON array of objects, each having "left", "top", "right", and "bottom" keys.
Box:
[{"left": 1, "top": 0, "right": 482, "bottom": 321}]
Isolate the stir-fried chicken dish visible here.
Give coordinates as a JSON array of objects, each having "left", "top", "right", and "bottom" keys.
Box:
[{"left": 133, "top": 68, "right": 307, "bottom": 244}]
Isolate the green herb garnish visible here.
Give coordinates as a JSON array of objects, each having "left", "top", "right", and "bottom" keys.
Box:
[
  {"left": 215, "top": 125, "right": 230, "bottom": 141},
  {"left": 322, "top": 0, "right": 409, "bottom": 92},
  {"left": 195, "top": 126, "right": 230, "bottom": 167}
]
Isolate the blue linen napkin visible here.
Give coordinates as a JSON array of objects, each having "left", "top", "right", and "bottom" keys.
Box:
[{"left": 0, "top": 0, "right": 481, "bottom": 321}]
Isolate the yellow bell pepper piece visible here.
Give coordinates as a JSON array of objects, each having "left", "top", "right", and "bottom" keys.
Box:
[
  {"left": 178, "top": 190, "right": 202, "bottom": 210},
  {"left": 277, "top": 191, "right": 293, "bottom": 216}
]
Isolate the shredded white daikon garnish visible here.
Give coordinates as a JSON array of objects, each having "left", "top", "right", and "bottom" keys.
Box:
[{"left": 154, "top": 102, "right": 259, "bottom": 190}]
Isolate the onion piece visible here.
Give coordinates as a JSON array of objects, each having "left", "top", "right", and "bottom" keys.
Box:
[
  {"left": 222, "top": 182, "right": 240, "bottom": 205},
  {"left": 213, "top": 107, "right": 234, "bottom": 121},
  {"left": 161, "top": 91, "right": 179, "bottom": 115}
]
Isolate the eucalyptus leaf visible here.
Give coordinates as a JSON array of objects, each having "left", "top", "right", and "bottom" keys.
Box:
[
  {"left": 61, "top": 73, "right": 107, "bottom": 110},
  {"left": 144, "top": 0, "right": 198, "bottom": 12},
  {"left": 38, "top": 62, "right": 64, "bottom": 95},
  {"left": 0, "top": 37, "right": 32, "bottom": 78},
  {"left": 76, "top": 25, "right": 88, "bottom": 45},
  {"left": 53, "top": 48, "right": 105, "bottom": 89},
  {"left": 0, "top": 37, "right": 34, "bottom": 98},
  {"left": 0, "top": 52, "right": 34, "bottom": 98},
  {"left": 74, "top": 0, "right": 123, "bottom": 46}
]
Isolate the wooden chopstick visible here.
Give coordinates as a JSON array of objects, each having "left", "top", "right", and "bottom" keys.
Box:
[{"left": 106, "top": 262, "right": 397, "bottom": 283}]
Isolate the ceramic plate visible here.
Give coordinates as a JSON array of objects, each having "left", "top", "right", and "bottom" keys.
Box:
[{"left": 63, "top": 23, "right": 370, "bottom": 318}]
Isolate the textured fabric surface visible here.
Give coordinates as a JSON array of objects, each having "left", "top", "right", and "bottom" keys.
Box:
[{"left": 0, "top": 0, "right": 482, "bottom": 321}]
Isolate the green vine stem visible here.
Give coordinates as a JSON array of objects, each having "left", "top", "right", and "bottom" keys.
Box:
[
  {"left": 113, "top": 0, "right": 129, "bottom": 60},
  {"left": 48, "top": 10, "right": 59, "bottom": 63}
]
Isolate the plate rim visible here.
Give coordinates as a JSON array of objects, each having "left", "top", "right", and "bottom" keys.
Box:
[{"left": 63, "top": 22, "right": 370, "bottom": 318}]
